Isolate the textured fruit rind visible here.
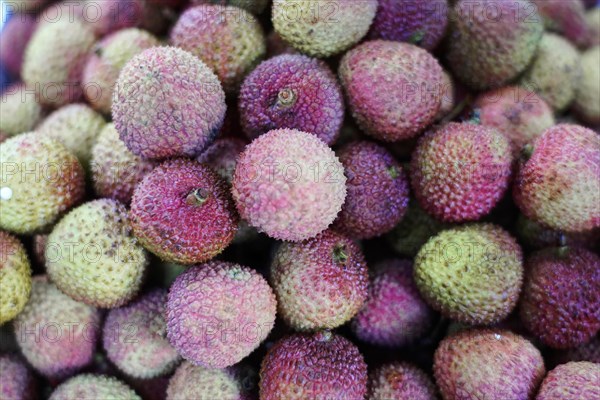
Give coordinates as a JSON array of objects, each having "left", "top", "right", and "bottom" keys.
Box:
[
  {"left": 112, "top": 46, "right": 226, "bottom": 160},
  {"left": 0, "top": 83, "right": 44, "bottom": 137},
  {"left": 13, "top": 276, "right": 102, "bottom": 379},
  {"left": 259, "top": 331, "right": 368, "bottom": 400},
  {"left": 232, "top": 129, "right": 347, "bottom": 242},
  {"left": 446, "top": 0, "right": 544, "bottom": 90},
  {"left": 272, "top": 0, "right": 378, "bottom": 58},
  {"left": 166, "top": 262, "right": 277, "bottom": 368},
  {"left": 271, "top": 230, "right": 368, "bottom": 331},
  {"left": 334, "top": 141, "right": 410, "bottom": 239},
  {"left": 46, "top": 199, "right": 148, "bottom": 308},
  {"left": 519, "top": 247, "right": 600, "bottom": 349},
  {"left": 0, "top": 133, "right": 85, "bottom": 234},
  {"left": 22, "top": 16, "right": 95, "bottom": 107},
  {"left": 0, "top": 231, "right": 32, "bottom": 325},
  {"left": 170, "top": 4, "right": 266, "bottom": 93},
  {"left": 239, "top": 54, "right": 344, "bottom": 145},
  {"left": 368, "top": 362, "right": 437, "bottom": 400},
  {"left": 414, "top": 224, "right": 523, "bottom": 325},
  {"left": 103, "top": 289, "right": 181, "bottom": 379},
  {"left": 410, "top": 122, "right": 512, "bottom": 222},
  {"left": 196, "top": 137, "right": 247, "bottom": 184},
  {"left": 339, "top": 40, "right": 443, "bottom": 142},
  {"left": 49, "top": 374, "right": 141, "bottom": 400},
  {"left": 536, "top": 362, "right": 600, "bottom": 400},
  {"left": 433, "top": 329, "right": 545, "bottom": 400},
  {"left": 513, "top": 124, "right": 600, "bottom": 233},
  {"left": 0, "top": 355, "right": 36, "bottom": 400},
  {"left": 130, "top": 159, "right": 239, "bottom": 264},
  {"left": 352, "top": 259, "right": 435, "bottom": 347},
  {"left": 574, "top": 46, "right": 600, "bottom": 126}
]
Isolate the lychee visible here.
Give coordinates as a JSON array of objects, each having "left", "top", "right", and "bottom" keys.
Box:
[
  {"left": 573, "top": 46, "right": 600, "bottom": 126},
  {"left": 0, "top": 354, "right": 36, "bottom": 400},
  {"left": 368, "top": 362, "right": 437, "bottom": 400},
  {"left": 0, "top": 231, "right": 32, "bottom": 325},
  {"left": 0, "top": 83, "right": 44, "bottom": 137},
  {"left": 536, "top": 362, "right": 600, "bottom": 400},
  {"left": 0, "top": 14, "right": 37, "bottom": 78},
  {"left": 196, "top": 137, "right": 247, "bottom": 184},
  {"left": 49, "top": 374, "right": 140, "bottom": 400}
]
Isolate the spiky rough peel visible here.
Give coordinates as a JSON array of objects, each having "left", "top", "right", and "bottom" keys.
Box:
[
  {"left": 415, "top": 224, "right": 523, "bottom": 325},
  {"left": 0, "top": 14, "right": 37, "bottom": 77},
  {"left": 232, "top": 129, "right": 346, "bottom": 241},
  {"left": 46, "top": 199, "right": 148, "bottom": 308},
  {"left": 239, "top": 54, "right": 344, "bottom": 145},
  {"left": 520, "top": 33, "right": 582, "bottom": 112},
  {"left": 112, "top": 47, "right": 226, "bottom": 160},
  {"left": 519, "top": 247, "right": 600, "bottom": 349},
  {"left": 339, "top": 40, "right": 443, "bottom": 142},
  {"left": 0, "top": 355, "right": 36, "bottom": 400},
  {"left": 91, "top": 123, "right": 157, "bottom": 204},
  {"left": 49, "top": 374, "right": 140, "bottom": 400},
  {"left": 574, "top": 46, "right": 600, "bottom": 126},
  {"left": 410, "top": 122, "right": 512, "bottom": 222},
  {"left": 0, "top": 133, "right": 85, "bottom": 234},
  {"left": 474, "top": 86, "right": 556, "bottom": 157},
  {"left": 130, "top": 159, "right": 239, "bottom": 264},
  {"left": 13, "top": 276, "right": 102, "bottom": 379},
  {"left": 368, "top": 0, "right": 448, "bottom": 50},
  {"left": 166, "top": 361, "right": 254, "bottom": 400},
  {"left": 368, "top": 362, "right": 437, "bottom": 400},
  {"left": 166, "top": 262, "right": 276, "bottom": 368},
  {"left": 0, "top": 232, "right": 32, "bottom": 325},
  {"left": 434, "top": 329, "right": 545, "bottom": 400},
  {"left": 352, "top": 259, "right": 435, "bottom": 347},
  {"left": 334, "top": 141, "right": 409, "bottom": 239},
  {"left": 446, "top": 0, "right": 544, "bottom": 90},
  {"left": 514, "top": 124, "right": 600, "bottom": 232},
  {"left": 82, "top": 28, "right": 160, "bottom": 115},
  {"left": 536, "top": 362, "right": 600, "bottom": 400},
  {"left": 0, "top": 83, "right": 44, "bottom": 137},
  {"left": 170, "top": 5, "right": 266, "bottom": 93},
  {"left": 103, "top": 289, "right": 181, "bottom": 379},
  {"left": 259, "top": 331, "right": 368, "bottom": 400},
  {"left": 22, "top": 17, "right": 95, "bottom": 107},
  {"left": 196, "top": 138, "right": 247, "bottom": 184},
  {"left": 270, "top": 230, "right": 368, "bottom": 331},
  {"left": 272, "top": 0, "right": 377, "bottom": 58},
  {"left": 37, "top": 104, "right": 106, "bottom": 169}
]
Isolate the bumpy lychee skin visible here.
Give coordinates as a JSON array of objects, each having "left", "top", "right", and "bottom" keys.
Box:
[
  {"left": 82, "top": 28, "right": 160, "bottom": 115},
  {"left": 519, "top": 247, "right": 600, "bottom": 349},
  {"left": 368, "top": 362, "right": 437, "bottom": 400},
  {"left": 514, "top": 124, "right": 600, "bottom": 233},
  {"left": 352, "top": 259, "right": 435, "bottom": 347},
  {"left": 533, "top": 0, "right": 591, "bottom": 48},
  {"left": 49, "top": 374, "right": 141, "bottom": 400},
  {"left": 196, "top": 137, "right": 247, "bottom": 184},
  {"left": 260, "top": 331, "right": 368, "bottom": 400},
  {"left": 46, "top": 199, "right": 149, "bottom": 308},
  {"left": 91, "top": 123, "right": 157, "bottom": 205},
  {"left": 270, "top": 230, "right": 368, "bottom": 331},
  {"left": 474, "top": 86, "right": 555, "bottom": 157},
  {"left": 369, "top": 0, "right": 448, "bottom": 50},
  {"left": 131, "top": 159, "right": 239, "bottom": 264},
  {"left": 239, "top": 54, "right": 344, "bottom": 145},
  {"left": 537, "top": 362, "right": 600, "bottom": 400},
  {"left": 0, "top": 14, "right": 37, "bottom": 77},
  {"left": 112, "top": 46, "right": 226, "bottom": 160},
  {"left": 334, "top": 141, "right": 409, "bottom": 239},
  {"left": 0, "top": 133, "right": 85, "bottom": 234},
  {"left": 170, "top": 5, "right": 266, "bottom": 93},
  {"left": 415, "top": 224, "right": 523, "bottom": 325},
  {"left": 446, "top": 0, "right": 544, "bottom": 90},
  {"left": 339, "top": 40, "right": 443, "bottom": 142},
  {"left": 0, "top": 232, "right": 32, "bottom": 325},
  {"left": 0, "top": 83, "right": 44, "bottom": 137},
  {"left": 272, "top": 0, "right": 377, "bottom": 58},
  {"left": 232, "top": 129, "right": 346, "bottom": 242},
  {"left": 166, "top": 361, "right": 255, "bottom": 400},
  {"left": 22, "top": 16, "right": 95, "bottom": 107},
  {"left": 166, "top": 262, "right": 277, "bottom": 368},
  {"left": 13, "top": 276, "right": 102, "bottom": 379},
  {"left": 520, "top": 33, "right": 582, "bottom": 112},
  {"left": 574, "top": 46, "right": 600, "bottom": 126},
  {"left": 103, "top": 289, "right": 181, "bottom": 379},
  {"left": 434, "top": 329, "right": 545, "bottom": 400},
  {"left": 37, "top": 104, "right": 106, "bottom": 169},
  {"left": 435, "top": 69, "right": 457, "bottom": 122},
  {"left": 410, "top": 122, "right": 512, "bottom": 222},
  {"left": 0, "top": 355, "right": 36, "bottom": 400},
  {"left": 191, "top": 0, "right": 269, "bottom": 14}
]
